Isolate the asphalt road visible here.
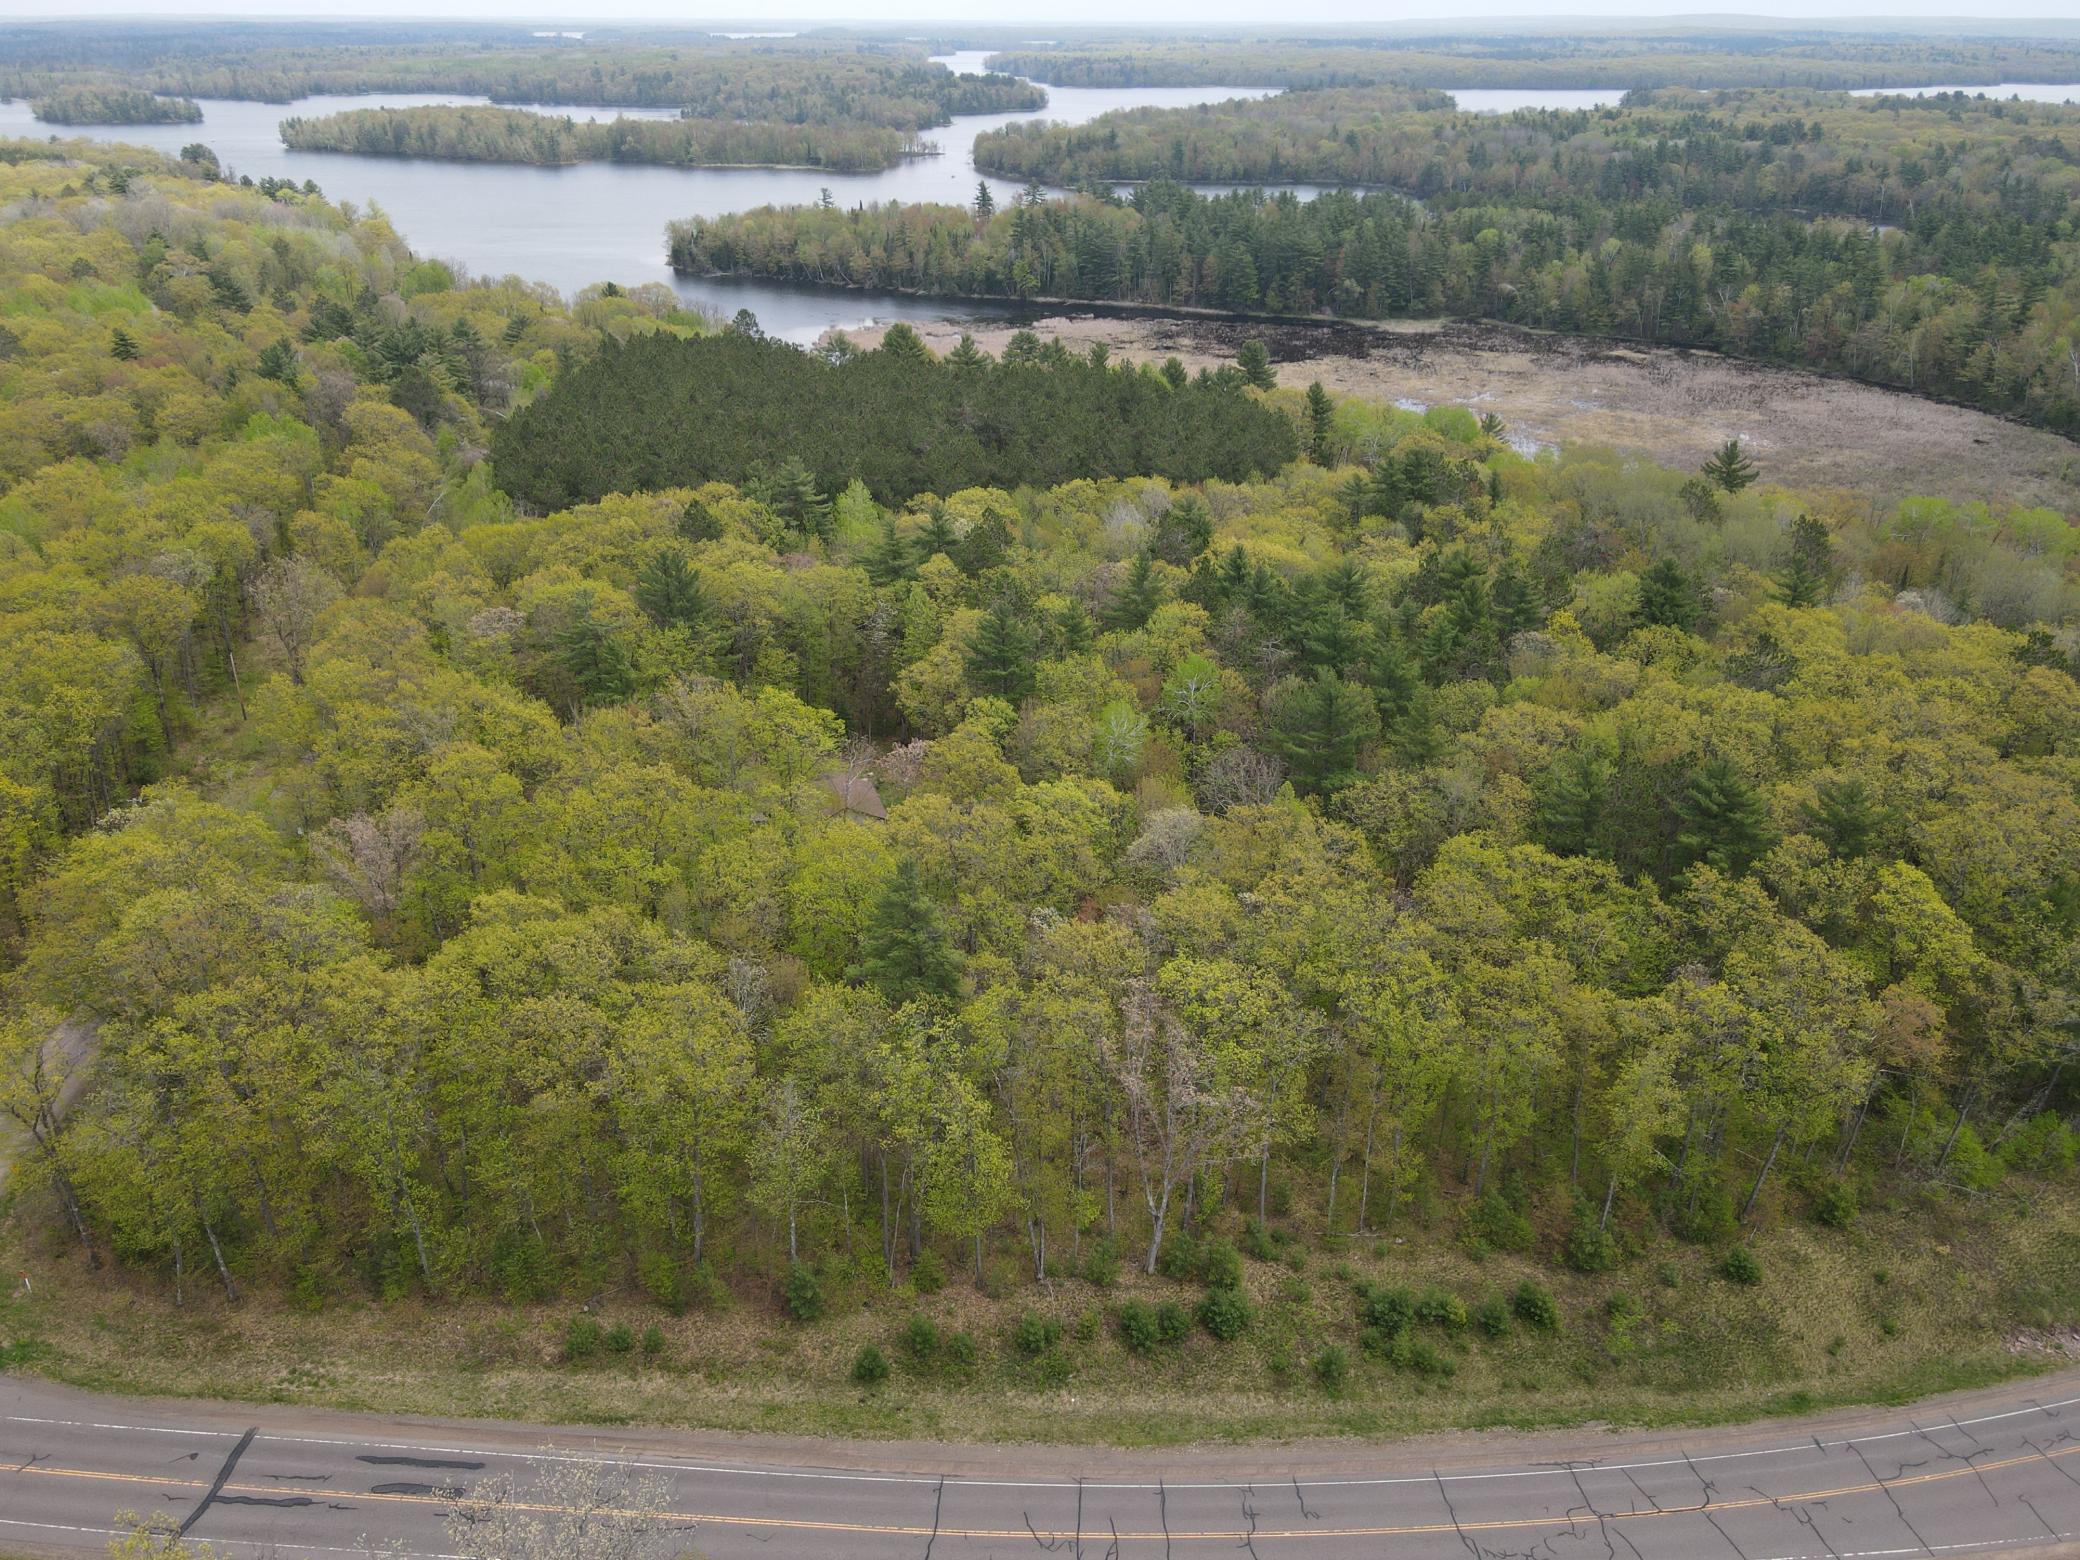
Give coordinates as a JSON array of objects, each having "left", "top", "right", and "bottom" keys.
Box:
[{"left": 3, "top": 1372, "right": 2080, "bottom": 1559}]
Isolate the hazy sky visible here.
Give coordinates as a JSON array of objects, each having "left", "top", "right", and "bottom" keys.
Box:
[{"left": 17, "top": 4, "right": 2080, "bottom": 23}]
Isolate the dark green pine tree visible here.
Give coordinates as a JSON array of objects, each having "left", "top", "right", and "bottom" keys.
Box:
[
  {"left": 1268, "top": 667, "right": 1380, "bottom": 795},
  {"left": 857, "top": 858, "right": 962, "bottom": 1006},
  {"left": 914, "top": 507, "right": 958, "bottom": 564},
  {"left": 879, "top": 322, "right": 931, "bottom": 364},
  {"left": 863, "top": 519, "right": 914, "bottom": 586},
  {"left": 1490, "top": 558, "right": 1541, "bottom": 638},
  {"left": 1151, "top": 495, "right": 1212, "bottom": 566},
  {"left": 677, "top": 496, "right": 723, "bottom": 543},
  {"left": 109, "top": 326, "right": 139, "bottom": 361},
  {"left": 1159, "top": 356, "right": 1189, "bottom": 389},
  {"left": 1335, "top": 473, "right": 1373, "bottom": 532},
  {"left": 554, "top": 617, "right": 638, "bottom": 710},
  {"left": 1305, "top": 381, "right": 1334, "bottom": 463},
  {"left": 1675, "top": 757, "right": 1771, "bottom": 875},
  {"left": 1363, "top": 629, "right": 1423, "bottom": 727},
  {"left": 973, "top": 180, "right": 995, "bottom": 220},
  {"left": 1535, "top": 746, "right": 1614, "bottom": 859},
  {"left": 955, "top": 511, "right": 1012, "bottom": 576},
  {"left": 1637, "top": 557, "right": 1701, "bottom": 632},
  {"left": 768, "top": 458, "right": 831, "bottom": 540},
  {"left": 1293, "top": 594, "right": 1362, "bottom": 675},
  {"left": 1104, "top": 552, "right": 1163, "bottom": 633},
  {"left": 1052, "top": 601, "right": 1094, "bottom": 656},
  {"left": 1776, "top": 513, "right": 1836, "bottom": 608},
  {"left": 256, "top": 339, "right": 299, "bottom": 384},
  {"left": 1236, "top": 338, "right": 1275, "bottom": 390},
  {"left": 964, "top": 597, "right": 1037, "bottom": 703},
  {"left": 1368, "top": 457, "right": 1409, "bottom": 520},
  {"left": 633, "top": 551, "right": 706, "bottom": 629},
  {"left": 945, "top": 333, "right": 986, "bottom": 373},
  {"left": 1701, "top": 437, "right": 1758, "bottom": 493},
  {"left": 1802, "top": 775, "right": 1880, "bottom": 859}
]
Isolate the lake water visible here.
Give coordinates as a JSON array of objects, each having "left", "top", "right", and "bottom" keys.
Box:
[
  {"left": 0, "top": 53, "right": 1273, "bottom": 342},
  {"left": 1848, "top": 83, "right": 2080, "bottom": 104}
]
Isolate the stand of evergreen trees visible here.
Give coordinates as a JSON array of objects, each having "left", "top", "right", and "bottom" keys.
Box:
[{"left": 489, "top": 327, "right": 1299, "bottom": 513}]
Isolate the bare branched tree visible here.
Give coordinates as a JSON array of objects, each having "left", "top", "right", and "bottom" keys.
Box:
[
  {"left": 250, "top": 555, "right": 341, "bottom": 685},
  {"left": 315, "top": 805, "right": 425, "bottom": 921},
  {"left": 1105, "top": 979, "right": 1267, "bottom": 1273}
]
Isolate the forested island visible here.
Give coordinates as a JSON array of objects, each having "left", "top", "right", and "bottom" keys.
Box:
[
  {"left": 0, "top": 131, "right": 2073, "bottom": 1438},
  {"left": 280, "top": 104, "right": 921, "bottom": 173},
  {"left": 674, "top": 87, "right": 2080, "bottom": 439},
  {"left": 27, "top": 85, "right": 200, "bottom": 124}
]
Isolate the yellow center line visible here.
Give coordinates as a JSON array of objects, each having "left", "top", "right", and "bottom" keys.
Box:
[{"left": 4, "top": 1438, "right": 2075, "bottom": 1544}]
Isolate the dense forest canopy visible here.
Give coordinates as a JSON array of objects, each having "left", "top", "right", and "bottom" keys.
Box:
[
  {"left": 489, "top": 331, "right": 1301, "bottom": 512},
  {"left": 0, "top": 136, "right": 2074, "bottom": 1318},
  {"left": 279, "top": 105, "right": 920, "bottom": 173},
  {"left": 984, "top": 35, "right": 2080, "bottom": 90}
]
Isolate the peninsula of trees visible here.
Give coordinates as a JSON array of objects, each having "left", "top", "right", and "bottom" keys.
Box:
[
  {"left": 970, "top": 85, "right": 2080, "bottom": 222},
  {"left": 279, "top": 105, "right": 920, "bottom": 173},
  {"left": 638, "top": 81, "right": 2080, "bottom": 443}
]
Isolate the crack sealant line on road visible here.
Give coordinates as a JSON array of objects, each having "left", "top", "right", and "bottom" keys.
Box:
[
  {"left": 11, "top": 1437, "right": 2080, "bottom": 1546},
  {"left": 177, "top": 1424, "right": 257, "bottom": 1536},
  {"left": 9, "top": 1389, "right": 2080, "bottom": 1494}
]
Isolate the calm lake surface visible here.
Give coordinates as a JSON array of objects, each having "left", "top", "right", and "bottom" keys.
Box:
[
  {"left": 0, "top": 56, "right": 1634, "bottom": 340},
  {"left": 1848, "top": 82, "right": 2080, "bottom": 103},
  {"left": 0, "top": 53, "right": 1278, "bottom": 340}
]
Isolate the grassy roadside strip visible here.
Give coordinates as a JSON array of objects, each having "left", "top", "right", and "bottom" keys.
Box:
[{"left": 2, "top": 1184, "right": 2073, "bottom": 1448}]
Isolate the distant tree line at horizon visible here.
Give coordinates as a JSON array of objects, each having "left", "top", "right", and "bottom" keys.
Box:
[
  {"left": 983, "top": 34, "right": 2080, "bottom": 91},
  {"left": 2, "top": 43, "right": 1044, "bottom": 128},
  {"left": 280, "top": 105, "right": 920, "bottom": 174}
]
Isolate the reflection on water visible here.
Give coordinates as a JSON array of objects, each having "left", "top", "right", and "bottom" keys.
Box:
[{"left": 0, "top": 54, "right": 1269, "bottom": 342}]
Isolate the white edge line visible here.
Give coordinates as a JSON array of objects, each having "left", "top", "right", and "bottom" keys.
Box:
[{"left": 2, "top": 1390, "right": 2077, "bottom": 1493}]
